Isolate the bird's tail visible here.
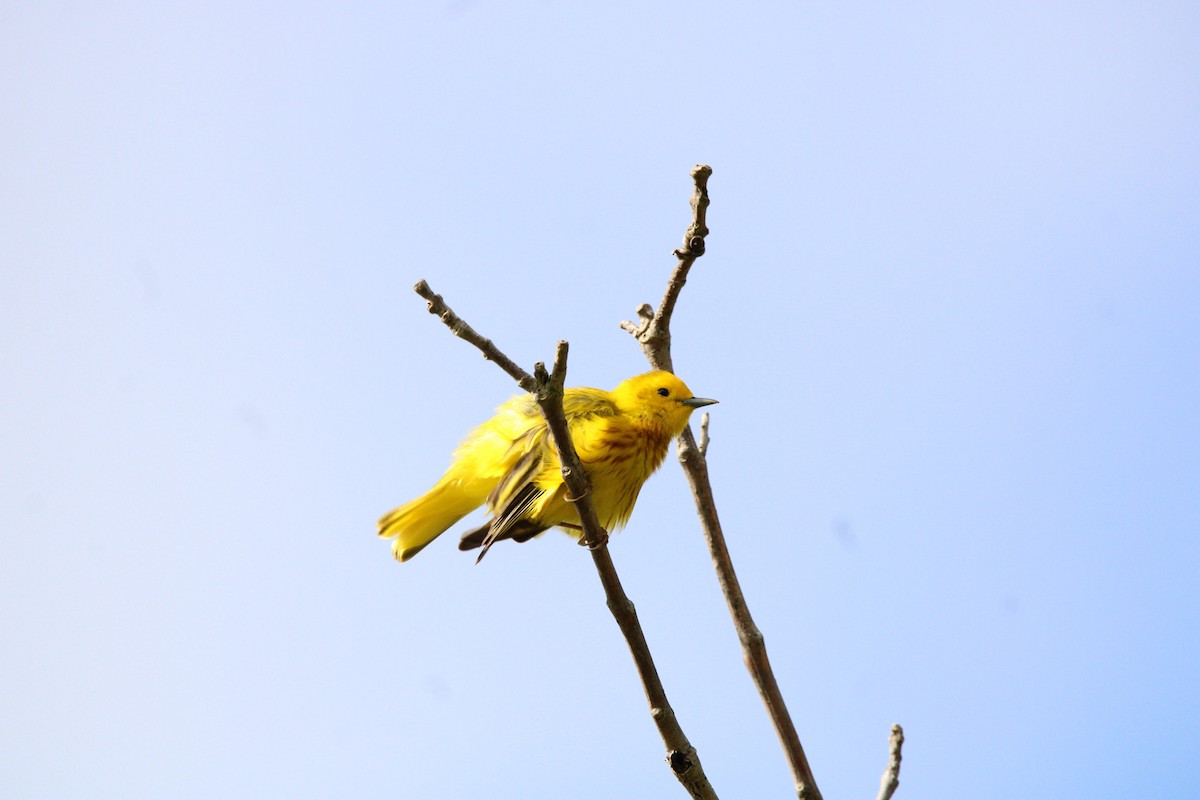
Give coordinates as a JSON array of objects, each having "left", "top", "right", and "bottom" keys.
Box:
[{"left": 378, "top": 477, "right": 485, "bottom": 562}]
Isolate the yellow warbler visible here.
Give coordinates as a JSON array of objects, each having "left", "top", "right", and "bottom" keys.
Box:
[{"left": 378, "top": 370, "right": 717, "bottom": 562}]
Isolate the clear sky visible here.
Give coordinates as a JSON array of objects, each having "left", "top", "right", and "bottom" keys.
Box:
[{"left": 3, "top": 2, "right": 1198, "bottom": 798}]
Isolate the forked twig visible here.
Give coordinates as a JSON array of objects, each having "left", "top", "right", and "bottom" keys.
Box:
[{"left": 414, "top": 281, "right": 717, "bottom": 800}]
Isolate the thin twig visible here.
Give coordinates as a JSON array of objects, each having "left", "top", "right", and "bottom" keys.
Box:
[
  {"left": 619, "top": 164, "right": 711, "bottom": 373},
  {"left": 696, "top": 412, "right": 711, "bottom": 457},
  {"left": 623, "top": 166, "right": 824, "bottom": 800},
  {"left": 875, "top": 725, "right": 905, "bottom": 800},
  {"left": 414, "top": 281, "right": 718, "bottom": 800},
  {"left": 414, "top": 280, "right": 536, "bottom": 393}
]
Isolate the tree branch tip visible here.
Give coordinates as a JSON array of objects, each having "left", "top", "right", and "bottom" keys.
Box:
[
  {"left": 413, "top": 280, "right": 439, "bottom": 307},
  {"left": 875, "top": 723, "right": 905, "bottom": 800},
  {"left": 550, "top": 340, "right": 570, "bottom": 382}
]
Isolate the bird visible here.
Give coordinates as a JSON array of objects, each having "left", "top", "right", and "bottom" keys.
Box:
[{"left": 378, "top": 370, "right": 717, "bottom": 562}]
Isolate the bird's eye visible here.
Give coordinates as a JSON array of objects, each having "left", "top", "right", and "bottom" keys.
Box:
[{"left": 657, "top": 387, "right": 670, "bottom": 397}]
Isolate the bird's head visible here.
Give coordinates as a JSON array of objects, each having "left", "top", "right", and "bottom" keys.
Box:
[{"left": 612, "top": 370, "right": 718, "bottom": 437}]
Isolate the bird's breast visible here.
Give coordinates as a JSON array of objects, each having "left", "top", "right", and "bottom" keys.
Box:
[
  {"left": 538, "top": 417, "right": 674, "bottom": 532},
  {"left": 590, "top": 419, "right": 669, "bottom": 465}
]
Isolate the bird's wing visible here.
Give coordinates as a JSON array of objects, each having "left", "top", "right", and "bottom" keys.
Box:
[
  {"left": 486, "top": 388, "right": 617, "bottom": 510},
  {"left": 486, "top": 420, "right": 546, "bottom": 510},
  {"left": 561, "top": 386, "right": 619, "bottom": 421},
  {"left": 561, "top": 387, "right": 621, "bottom": 464}
]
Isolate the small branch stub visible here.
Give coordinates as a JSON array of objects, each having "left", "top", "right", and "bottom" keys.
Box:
[{"left": 619, "top": 303, "right": 656, "bottom": 339}]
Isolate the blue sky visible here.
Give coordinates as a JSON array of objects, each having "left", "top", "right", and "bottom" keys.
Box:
[{"left": 3, "top": 2, "right": 1198, "bottom": 798}]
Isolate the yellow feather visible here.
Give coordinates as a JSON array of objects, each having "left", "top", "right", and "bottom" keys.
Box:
[{"left": 377, "top": 370, "right": 717, "bottom": 562}]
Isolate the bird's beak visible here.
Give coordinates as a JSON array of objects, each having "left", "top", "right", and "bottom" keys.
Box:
[{"left": 681, "top": 397, "right": 718, "bottom": 408}]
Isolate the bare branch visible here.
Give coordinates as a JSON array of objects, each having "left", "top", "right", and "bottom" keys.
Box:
[
  {"left": 696, "top": 412, "right": 711, "bottom": 457},
  {"left": 875, "top": 725, "right": 905, "bottom": 800},
  {"left": 623, "top": 166, "right": 824, "bottom": 800},
  {"left": 620, "top": 165, "right": 711, "bottom": 373},
  {"left": 414, "top": 280, "right": 536, "bottom": 393},
  {"left": 413, "top": 281, "right": 718, "bottom": 800}
]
